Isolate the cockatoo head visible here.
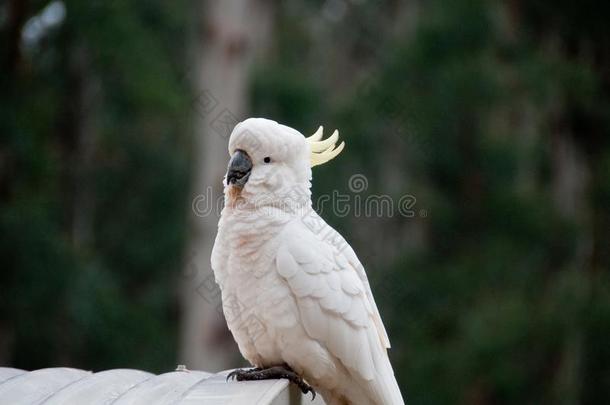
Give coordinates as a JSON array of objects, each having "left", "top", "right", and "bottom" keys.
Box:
[{"left": 224, "top": 118, "right": 344, "bottom": 206}]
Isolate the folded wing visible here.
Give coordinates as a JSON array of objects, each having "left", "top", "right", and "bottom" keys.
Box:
[{"left": 275, "top": 216, "right": 404, "bottom": 404}]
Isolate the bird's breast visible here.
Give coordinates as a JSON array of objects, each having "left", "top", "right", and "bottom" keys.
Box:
[{"left": 215, "top": 208, "right": 291, "bottom": 279}]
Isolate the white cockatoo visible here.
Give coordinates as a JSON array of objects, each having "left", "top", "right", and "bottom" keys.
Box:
[{"left": 211, "top": 118, "right": 405, "bottom": 405}]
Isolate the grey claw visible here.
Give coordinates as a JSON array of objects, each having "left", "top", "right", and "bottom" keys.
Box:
[
  {"left": 226, "top": 370, "right": 240, "bottom": 381},
  {"left": 301, "top": 384, "right": 316, "bottom": 400}
]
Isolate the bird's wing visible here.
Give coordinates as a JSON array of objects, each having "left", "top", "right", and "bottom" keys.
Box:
[
  {"left": 338, "top": 234, "right": 391, "bottom": 348},
  {"left": 289, "top": 211, "right": 391, "bottom": 348},
  {"left": 276, "top": 215, "right": 403, "bottom": 404}
]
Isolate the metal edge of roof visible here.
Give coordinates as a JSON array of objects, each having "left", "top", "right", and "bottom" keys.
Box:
[
  {"left": 0, "top": 367, "right": 92, "bottom": 405},
  {"left": 0, "top": 368, "right": 26, "bottom": 384},
  {"left": 171, "top": 369, "right": 291, "bottom": 405},
  {"left": 39, "top": 369, "right": 154, "bottom": 405},
  {"left": 111, "top": 370, "right": 212, "bottom": 405},
  {"left": 252, "top": 377, "right": 292, "bottom": 405},
  {"left": 0, "top": 367, "right": 316, "bottom": 405},
  {"left": 35, "top": 371, "right": 94, "bottom": 405}
]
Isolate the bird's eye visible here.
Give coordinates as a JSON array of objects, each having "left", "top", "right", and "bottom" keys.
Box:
[{"left": 263, "top": 157, "right": 271, "bottom": 163}]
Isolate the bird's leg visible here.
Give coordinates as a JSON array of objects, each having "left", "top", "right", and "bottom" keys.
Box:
[{"left": 227, "top": 364, "right": 316, "bottom": 400}]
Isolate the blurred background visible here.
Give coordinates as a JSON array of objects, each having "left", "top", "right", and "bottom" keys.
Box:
[{"left": 2, "top": 0, "right": 610, "bottom": 403}]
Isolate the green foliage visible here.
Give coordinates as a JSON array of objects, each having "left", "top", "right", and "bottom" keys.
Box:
[{"left": 1, "top": 0, "right": 190, "bottom": 372}]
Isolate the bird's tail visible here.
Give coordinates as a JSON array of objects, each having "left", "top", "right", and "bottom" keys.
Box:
[{"left": 366, "top": 330, "right": 405, "bottom": 405}]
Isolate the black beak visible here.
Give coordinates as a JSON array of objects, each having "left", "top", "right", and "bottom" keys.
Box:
[{"left": 226, "top": 149, "right": 252, "bottom": 187}]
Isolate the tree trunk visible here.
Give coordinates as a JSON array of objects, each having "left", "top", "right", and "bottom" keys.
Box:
[
  {"left": 180, "top": 0, "right": 273, "bottom": 371},
  {"left": 64, "top": 43, "right": 100, "bottom": 250},
  {"left": 550, "top": 130, "right": 590, "bottom": 405}
]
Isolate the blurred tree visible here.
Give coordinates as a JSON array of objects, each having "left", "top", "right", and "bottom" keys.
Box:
[
  {"left": 1, "top": 0, "right": 191, "bottom": 372},
  {"left": 179, "top": 0, "right": 274, "bottom": 371}
]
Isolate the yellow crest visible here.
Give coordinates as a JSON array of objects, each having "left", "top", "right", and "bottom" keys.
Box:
[{"left": 307, "top": 126, "right": 345, "bottom": 167}]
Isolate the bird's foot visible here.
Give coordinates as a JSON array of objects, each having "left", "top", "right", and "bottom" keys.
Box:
[
  {"left": 227, "top": 365, "right": 316, "bottom": 400},
  {"left": 226, "top": 367, "right": 262, "bottom": 381}
]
